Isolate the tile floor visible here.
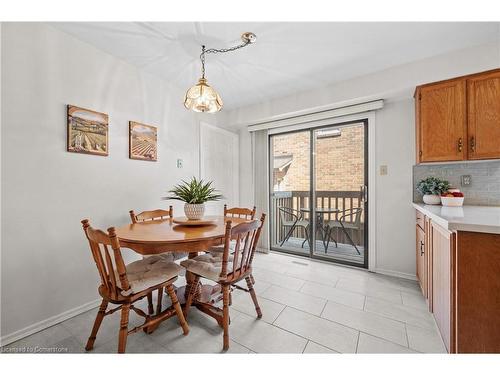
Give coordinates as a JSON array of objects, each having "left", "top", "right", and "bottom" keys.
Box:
[{"left": 2, "top": 252, "right": 447, "bottom": 354}]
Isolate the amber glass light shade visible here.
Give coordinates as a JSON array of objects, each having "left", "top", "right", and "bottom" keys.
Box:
[{"left": 183, "top": 78, "right": 223, "bottom": 113}]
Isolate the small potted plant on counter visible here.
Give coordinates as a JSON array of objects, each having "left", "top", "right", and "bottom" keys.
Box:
[
  {"left": 164, "top": 177, "right": 223, "bottom": 220},
  {"left": 416, "top": 177, "right": 450, "bottom": 205}
]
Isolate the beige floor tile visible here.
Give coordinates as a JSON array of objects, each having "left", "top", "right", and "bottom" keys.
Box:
[
  {"left": 274, "top": 307, "right": 358, "bottom": 353},
  {"left": 300, "top": 281, "right": 365, "bottom": 309},
  {"left": 252, "top": 268, "right": 305, "bottom": 291},
  {"left": 357, "top": 333, "right": 416, "bottom": 353},
  {"left": 401, "top": 291, "right": 429, "bottom": 311},
  {"left": 231, "top": 290, "right": 285, "bottom": 324},
  {"left": 335, "top": 278, "right": 403, "bottom": 304},
  {"left": 229, "top": 310, "right": 307, "bottom": 353},
  {"left": 364, "top": 297, "right": 436, "bottom": 330},
  {"left": 406, "top": 324, "right": 447, "bottom": 353},
  {"left": 321, "top": 301, "right": 408, "bottom": 346},
  {"left": 5, "top": 323, "right": 74, "bottom": 351},
  {"left": 303, "top": 340, "right": 338, "bottom": 353},
  {"left": 261, "top": 285, "right": 327, "bottom": 316}
]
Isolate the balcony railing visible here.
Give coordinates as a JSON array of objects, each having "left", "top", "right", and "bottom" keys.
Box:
[{"left": 271, "top": 190, "right": 365, "bottom": 247}]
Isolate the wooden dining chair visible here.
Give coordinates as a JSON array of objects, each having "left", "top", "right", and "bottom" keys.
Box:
[
  {"left": 81, "top": 219, "right": 189, "bottom": 353},
  {"left": 209, "top": 205, "right": 257, "bottom": 285},
  {"left": 181, "top": 213, "right": 266, "bottom": 351},
  {"left": 208, "top": 205, "right": 256, "bottom": 255},
  {"left": 129, "top": 206, "right": 186, "bottom": 261},
  {"left": 223, "top": 204, "right": 256, "bottom": 219},
  {"left": 130, "top": 206, "right": 188, "bottom": 314},
  {"left": 129, "top": 206, "right": 173, "bottom": 223}
]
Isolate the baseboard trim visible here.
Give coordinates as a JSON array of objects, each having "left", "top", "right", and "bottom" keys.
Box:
[
  {"left": 0, "top": 298, "right": 101, "bottom": 347},
  {"left": 374, "top": 268, "right": 417, "bottom": 281}
]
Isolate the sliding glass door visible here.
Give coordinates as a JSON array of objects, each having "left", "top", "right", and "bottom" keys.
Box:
[
  {"left": 269, "top": 130, "right": 311, "bottom": 257},
  {"left": 269, "top": 120, "right": 368, "bottom": 268}
]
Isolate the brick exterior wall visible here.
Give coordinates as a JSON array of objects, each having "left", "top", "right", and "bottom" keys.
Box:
[{"left": 272, "top": 124, "right": 365, "bottom": 191}]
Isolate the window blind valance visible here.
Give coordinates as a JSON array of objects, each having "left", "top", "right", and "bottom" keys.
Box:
[{"left": 247, "top": 99, "right": 383, "bottom": 132}]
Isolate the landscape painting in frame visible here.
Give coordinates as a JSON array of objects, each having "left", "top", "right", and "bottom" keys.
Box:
[
  {"left": 67, "top": 105, "right": 109, "bottom": 156},
  {"left": 129, "top": 121, "right": 157, "bottom": 161}
]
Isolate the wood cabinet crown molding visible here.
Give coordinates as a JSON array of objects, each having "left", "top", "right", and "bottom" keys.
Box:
[{"left": 415, "top": 68, "right": 500, "bottom": 164}]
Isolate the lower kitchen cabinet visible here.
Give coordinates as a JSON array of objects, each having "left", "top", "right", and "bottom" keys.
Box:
[
  {"left": 415, "top": 209, "right": 500, "bottom": 353},
  {"left": 430, "top": 221, "right": 454, "bottom": 353}
]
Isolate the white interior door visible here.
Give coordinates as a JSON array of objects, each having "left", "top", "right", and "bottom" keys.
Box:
[{"left": 200, "top": 122, "right": 239, "bottom": 215}]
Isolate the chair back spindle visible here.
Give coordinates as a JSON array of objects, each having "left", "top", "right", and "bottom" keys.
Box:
[
  {"left": 129, "top": 206, "right": 173, "bottom": 223},
  {"left": 224, "top": 204, "right": 256, "bottom": 220},
  {"left": 219, "top": 214, "right": 266, "bottom": 282},
  {"left": 81, "top": 219, "right": 131, "bottom": 299}
]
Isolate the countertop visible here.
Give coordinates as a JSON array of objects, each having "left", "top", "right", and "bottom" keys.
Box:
[{"left": 413, "top": 203, "right": 500, "bottom": 234}]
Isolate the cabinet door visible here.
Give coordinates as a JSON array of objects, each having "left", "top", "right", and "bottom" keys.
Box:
[
  {"left": 431, "top": 222, "right": 455, "bottom": 353},
  {"left": 467, "top": 70, "right": 500, "bottom": 160},
  {"left": 417, "top": 80, "right": 467, "bottom": 162},
  {"left": 416, "top": 225, "right": 426, "bottom": 296}
]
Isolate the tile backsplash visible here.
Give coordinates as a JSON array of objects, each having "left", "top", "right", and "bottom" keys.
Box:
[{"left": 413, "top": 160, "right": 500, "bottom": 206}]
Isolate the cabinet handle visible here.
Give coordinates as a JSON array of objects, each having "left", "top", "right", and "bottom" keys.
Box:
[
  {"left": 420, "top": 241, "right": 424, "bottom": 256},
  {"left": 470, "top": 136, "right": 475, "bottom": 153},
  {"left": 458, "top": 138, "right": 463, "bottom": 153}
]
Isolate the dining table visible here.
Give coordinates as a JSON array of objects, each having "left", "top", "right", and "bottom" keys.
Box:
[{"left": 115, "top": 215, "right": 249, "bottom": 328}]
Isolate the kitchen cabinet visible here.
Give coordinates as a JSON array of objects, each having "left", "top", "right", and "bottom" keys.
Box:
[
  {"left": 415, "top": 213, "right": 427, "bottom": 298},
  {"left": 415, "top": 68, "right": 500, "bottom": 163},
  {"left": 415, "top": 206, "right": 500, "bottom": 353},
  {"left": 416, "top": 79, "right": 466, "bottom": 163},
  {"left": 430, "top": 221, "right": 454, "bottom": 353},
  {"left": 467, "top": 70, "right": 500, "bottom": 160}
]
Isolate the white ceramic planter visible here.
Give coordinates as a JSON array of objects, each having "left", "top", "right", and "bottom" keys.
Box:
[
  {"left": 184, "top": 203, "right": 205, "bottom": 220},
  {"left": 423, "top": 194, "right": 441, "bottom": 205},
  {"left": 441, "top": 196, "right": 465, "bottom": 207}
]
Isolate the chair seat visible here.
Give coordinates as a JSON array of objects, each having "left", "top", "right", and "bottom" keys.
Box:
[
  {"left": 120, "top": 256, "right": 182, "bottom": 296},
  {"left": 180, "top": 253, "right": 234, "bottom": 282},
  {"left": 282, "top": 220, "right": 309, "bottom": 228},
  {"left": 325, "top": 221, "right": 360, "bottom": 230},
  {"left": 144, "top": 252, "right": 187, "bottom": 262},
  {"left": 207, "top": 241, "right": 236, "bottom": 254}
]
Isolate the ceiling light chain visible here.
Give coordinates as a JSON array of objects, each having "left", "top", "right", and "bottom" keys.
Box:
[{"left": 184, "top": 32, "right": 257, "bottom": 113}]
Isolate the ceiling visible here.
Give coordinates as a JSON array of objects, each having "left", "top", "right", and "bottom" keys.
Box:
[{"left": 52, "top": 22, "right": 500, "bottom": 110}]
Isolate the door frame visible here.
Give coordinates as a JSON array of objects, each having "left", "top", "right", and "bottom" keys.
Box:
[{"left": 268, "top": 112, "right": 376, "bottom": 270}]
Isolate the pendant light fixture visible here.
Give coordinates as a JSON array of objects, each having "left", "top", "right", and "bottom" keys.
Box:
[{"left": 184, "top": 32, "right": 257, "bottom": 113}]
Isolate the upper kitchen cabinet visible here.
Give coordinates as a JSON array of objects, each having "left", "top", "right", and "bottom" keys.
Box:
[
  {"left": 416, "top": 79, "right": 467, "bottom": 163},
  {"left": 467, "top": 70, "right": 500, "bottom": 160},
  {"left": 415, "top": 69, "right": 500, "bottom": 164}
]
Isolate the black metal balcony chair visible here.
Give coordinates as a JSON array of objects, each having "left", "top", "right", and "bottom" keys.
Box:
[
  {"left": 324, "top": 207, "right": 363, "bottom": 255},
  {"left": 278, "top": 206, "right": 310, "bottom": 248}
]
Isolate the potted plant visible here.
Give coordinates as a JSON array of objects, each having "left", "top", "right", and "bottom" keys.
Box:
[
  {"left": 164, "top": 177, "right": 223, "bottom": 220},
  {"left": 416, "top": 177, "right": 450, "bottom": 205}
]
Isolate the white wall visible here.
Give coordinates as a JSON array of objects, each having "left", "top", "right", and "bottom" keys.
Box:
[
  {"left": 0, "top": 23, "right": 226, "bottom": 341},
  {"left": 223, "top": 40, "right": 500, "bottom": 278}
]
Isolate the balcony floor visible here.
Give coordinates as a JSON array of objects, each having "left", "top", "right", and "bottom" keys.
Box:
[{"left": 274, "top": 237, "right": 365, "bottom": 265}]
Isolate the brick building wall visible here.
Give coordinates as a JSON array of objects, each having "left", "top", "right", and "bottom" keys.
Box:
[{"left": 272, "top": 124, "right": 365, "bottom": 191}]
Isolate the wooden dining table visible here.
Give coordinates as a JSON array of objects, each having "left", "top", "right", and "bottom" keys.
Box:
[{"left": 115, "top": 215, "right": 249, "bottom": 327}]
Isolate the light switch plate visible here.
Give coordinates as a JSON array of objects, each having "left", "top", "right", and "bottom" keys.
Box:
[
  {"left": 380, "top": 165, "right": 388, "bottom": 175},
  {"left": 461, "top": 175, "right": 471, "bottom": 186},
  {"left": 177, "top": 159, "right": 183, "bottom": 168}
]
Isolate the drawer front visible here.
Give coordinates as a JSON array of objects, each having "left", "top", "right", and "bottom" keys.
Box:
[{"left": 416, "top": 210, "right": 425, "bottom": 229}]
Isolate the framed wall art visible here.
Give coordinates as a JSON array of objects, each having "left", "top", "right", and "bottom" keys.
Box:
[
  {"left": 129, "top": 121, "right": 157, "bottom": 161},
  {"left": 67, "top": 105, "right": 109, "bottom": 156}
]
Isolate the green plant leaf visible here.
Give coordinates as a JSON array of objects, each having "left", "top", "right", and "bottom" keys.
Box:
[{"left": 162, "top": 177, "right": 223, "bottom": 204}]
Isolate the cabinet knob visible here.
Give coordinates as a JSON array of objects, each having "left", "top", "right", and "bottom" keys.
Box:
[
  {"left": 458, "top": 138, "right": 463, "bottom": 153},
  {"left": 470, "top": 136, "right": 475, "bottom": 152}
]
